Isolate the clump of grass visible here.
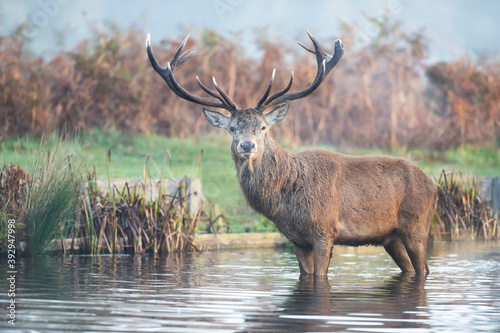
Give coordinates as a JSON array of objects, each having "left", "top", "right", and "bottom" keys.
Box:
[
  {"left": 23, "top": 137, "right": 86, "bottom": 256},
  {"left": 433, "top": 170, "right": 499, "bottom": 241}
]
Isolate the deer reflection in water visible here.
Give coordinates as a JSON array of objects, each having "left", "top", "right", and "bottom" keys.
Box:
[{"left": 240, "top": 273, "right": 429, "bottom": 332}]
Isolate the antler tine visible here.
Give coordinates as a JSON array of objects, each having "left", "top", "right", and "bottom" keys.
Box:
[
  {"left": 147, "top": 35, "right": 191, "bottom": 100},
  {"left": 306, "top": 29, "right": 325, "bottom": 69},
  {"left": 256, "top": 68, "right": 276, "bottom": 109},
  {"left": 164, "top": 62, "right": 207, "bottom": 102},
  {"left": 212, "top": 77, "right": 238, "bottom": 111},
  {"left": 259, "top": 30, "right": 344, "bottom": 109},
  {"left": 260, "top": 71, "right": 294, "bottom": 107},
  {"left": 298, "top": 41, "right": 330, "bottom": 60},
  {"left": 170, "top": 34, "right": 191, "bottom": 68},
  {"left": 297, "top": 42, "right": 315, "bottom": 54},
  {"left": 299, "top": 37, "right": 345, "bottom": 76},
  {"left": 177, "top": 48, "right": 195, "bottom": 66},
  {"left": 146, "top": 33, "right": 238, "bottom": 113},
  {"left": 197, "top": 75, "right": 236, "bottom": 111},
  {"left": 146, "top": 32, "right": 196, "bottom": 99},
  {"left": 325, "top": 39, "right": 345, "bottom": 76},
  {"left": 196, "top": 76, "right": 221, "bottom": 99},
  {"left": 146, "top": 33, "right": 169, "bottom": 79}
]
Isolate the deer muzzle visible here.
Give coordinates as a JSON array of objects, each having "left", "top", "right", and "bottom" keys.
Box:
[{"left": 238, "top": 140, "right": 258, "bottom": 158}]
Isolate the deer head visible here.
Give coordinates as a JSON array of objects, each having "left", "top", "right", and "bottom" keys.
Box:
[{"left": 146, "top": 31, "right": 344, "bottom": 162}]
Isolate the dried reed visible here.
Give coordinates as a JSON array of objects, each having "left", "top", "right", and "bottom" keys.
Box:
[
  {"left": 77, "top": 165, "right": 205, "bottom": 255},
  {"left": 433, "top": 170, "right": 499, "bottom": 241}
]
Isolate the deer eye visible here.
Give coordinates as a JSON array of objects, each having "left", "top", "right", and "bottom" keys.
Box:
[
  {"left": 229, "top": 127, "right": 235, "bottom": 133},
  {"left": 261, "top": 126, "right": 266, "bottom": 131}
]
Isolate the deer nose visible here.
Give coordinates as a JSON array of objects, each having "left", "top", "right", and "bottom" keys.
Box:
[{"left": 240, "top": 141, "right": 256, "bottom": 153}]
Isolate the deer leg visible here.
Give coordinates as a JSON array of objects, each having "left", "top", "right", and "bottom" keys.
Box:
[
  {"left": 312, "top": 238, "right": 334, "bottom": 276},
  {"left": 384, "top": 238, "right": 414, "bottom": 272},
  {"left": 402, "top": 238, "right": 429, "bottom": 274},
  {"left": 292, "top": 244, "right": 314, "bottom": 275}
]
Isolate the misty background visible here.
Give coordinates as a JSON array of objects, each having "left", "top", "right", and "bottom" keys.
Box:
[
  {"left": 1, "top": 0, "right": 499, "bottom": 62},
  {"left": 1, "top": 0, "right": 499, "bottom": 152}
]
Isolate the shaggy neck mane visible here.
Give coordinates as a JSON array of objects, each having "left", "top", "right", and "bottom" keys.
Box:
[{"left": 232, "top": 136, "right": 300, "bottom": 220}]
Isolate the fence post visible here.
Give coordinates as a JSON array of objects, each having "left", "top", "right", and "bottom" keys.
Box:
[{"left": 491, "top": 177, "right": 500, "bottom": 217}]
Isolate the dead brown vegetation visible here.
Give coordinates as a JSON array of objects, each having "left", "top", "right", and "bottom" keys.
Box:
[
  {"left": 1, "top": 20, "right": 499, "bottom": 150},
  {"left": 0, "top": 164, "right": 29, "bottom": 219},
  {"left": 433, "top": 171, "right": 499, "bottom": 241},
  {"left": 78, "top": 168, "right": 204, "bottom": 255}
]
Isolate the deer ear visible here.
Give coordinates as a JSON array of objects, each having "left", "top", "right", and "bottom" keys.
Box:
[
  {"left": 203, "top": 108, "right": 231, "bottom": 128},
  {"left": 264, "top": 101, "right": 290, "bottom": 125}
]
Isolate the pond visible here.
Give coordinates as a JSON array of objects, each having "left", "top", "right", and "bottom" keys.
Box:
[{"left": 1, "top": 241, "right": 500, "bottom": 332}]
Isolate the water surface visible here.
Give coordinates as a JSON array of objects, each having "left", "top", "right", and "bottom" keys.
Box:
[{"left": 1, "top": 242, "right": 499, "bottom": 332}]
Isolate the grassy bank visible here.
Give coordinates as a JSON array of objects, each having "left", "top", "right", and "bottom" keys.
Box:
[
  {"left": 0, "top": 132, "right": 232, "bottom": 255},
  {"left": 2, "top": 130, "right": 499, "bottom": 233}
]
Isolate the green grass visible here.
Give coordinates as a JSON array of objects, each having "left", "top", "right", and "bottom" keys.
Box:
[
  {"left": 2, "top": 129, "right": 499, "bottom": 233},
  {"left": 1, "top": 129, "right": 259, "bottom": 232},
  {"left": 310, "top": 144, "right": 500, "bottom": 179}
]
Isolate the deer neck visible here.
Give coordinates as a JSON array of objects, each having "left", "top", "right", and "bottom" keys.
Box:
[{"left": 232, "top": 136, "right": 298, "bottom": 219}]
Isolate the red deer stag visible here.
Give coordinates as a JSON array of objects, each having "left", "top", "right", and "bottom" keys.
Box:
[{"left": 146, "top": 32, "right": 436, "bottom": 276}]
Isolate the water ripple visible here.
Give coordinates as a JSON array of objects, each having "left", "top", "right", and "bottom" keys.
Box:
[{"left": 0, "top": 242, "right": 499, "bottom": 332}]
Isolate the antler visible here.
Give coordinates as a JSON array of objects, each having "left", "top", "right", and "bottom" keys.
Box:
[
  {"left": 146, "top": 33, "right": 239, "bottom": 114},
  {"left": 256, "top": 30, "right": 345, "bottom": 110}
]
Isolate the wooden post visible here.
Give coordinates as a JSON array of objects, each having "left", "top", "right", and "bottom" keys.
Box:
[{"left": 491, "top": 177, "right": 500, "bottom": 217}]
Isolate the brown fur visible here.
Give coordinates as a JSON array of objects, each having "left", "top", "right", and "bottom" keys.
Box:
[{"left": 231, "top": 131, "right": 436, "bottom": 276}]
